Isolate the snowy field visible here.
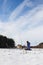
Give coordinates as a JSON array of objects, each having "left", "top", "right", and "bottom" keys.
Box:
[{"left": 0, "top": 48, "right": 43, "bottom": 65}]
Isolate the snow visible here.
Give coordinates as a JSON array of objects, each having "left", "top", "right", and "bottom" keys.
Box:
[{"left": 0, "top": 49, "right": 43, "bottom": 65}]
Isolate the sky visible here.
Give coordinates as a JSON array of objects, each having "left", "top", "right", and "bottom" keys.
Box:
[{"left": 0, "top": 0, "right": 43, "bottom": 46}]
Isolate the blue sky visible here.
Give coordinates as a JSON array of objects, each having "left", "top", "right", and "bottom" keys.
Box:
[
  {"left": 0, "top": 0, "right": 43, "bottom": 21},
  {"left": 0, "top": 0, "right": 23, "bottom": 21},
  {"left": 0, "top": 0, "right": 43, "bottom": 45}
]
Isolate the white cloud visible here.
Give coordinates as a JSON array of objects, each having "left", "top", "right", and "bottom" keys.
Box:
[
  {"left": 0, "top": 3, "right": 43, "bottom": 46},
  {"left": 9, "top": 0, "right": 33, "bottom": 21}
]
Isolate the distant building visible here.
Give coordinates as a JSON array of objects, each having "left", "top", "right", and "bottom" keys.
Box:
[{"left": 17, "top": 44, "right": 22, "bottom": 49}]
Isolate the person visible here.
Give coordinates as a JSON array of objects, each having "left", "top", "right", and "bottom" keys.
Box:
[{"left": 25, "top": 41, "right": 31, "bottom": 50}]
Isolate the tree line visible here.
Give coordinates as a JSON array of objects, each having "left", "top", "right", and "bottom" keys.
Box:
[
  {"left": 0, "top": 35, "right": 43, "bottom": 48},
  {"left": 0, "top": 35, "right": 15, "bottom": 48}
]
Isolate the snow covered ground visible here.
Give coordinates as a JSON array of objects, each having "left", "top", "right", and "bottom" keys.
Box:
[{"left": 0, "top": 48, "right": 43, "bottom": 65}]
